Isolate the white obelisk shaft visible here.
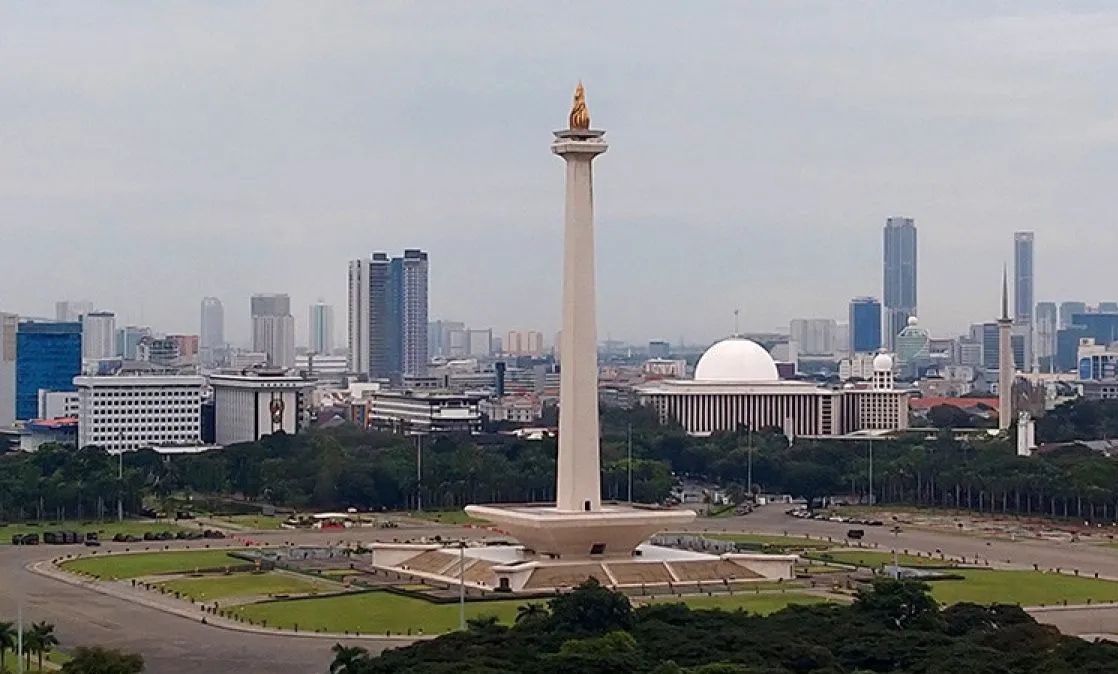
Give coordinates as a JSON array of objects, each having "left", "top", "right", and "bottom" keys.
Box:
[{"left": 552, "top": 128, "right": 607, "bottom": 512}]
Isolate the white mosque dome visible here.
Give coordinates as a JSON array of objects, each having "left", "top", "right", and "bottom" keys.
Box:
[
  {"left": 907, "top": 316, "right": 919, "bottom": 327},
  {"left": 694, "top": 338, "right": 779, "bottom": 382},
  {"left": 873, "top": 352, "right": 895, "bottom": 372}
]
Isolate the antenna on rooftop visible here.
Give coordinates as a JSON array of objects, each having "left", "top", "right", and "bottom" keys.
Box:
[{"left": 733, "top": 309, "right": 740, "bottom": 337}]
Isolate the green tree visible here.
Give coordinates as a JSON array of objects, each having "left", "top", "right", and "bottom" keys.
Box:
[
  {"left": 548, "top": 578, "right": 632, "bottom": 635},
  {"left": 514, "top": 603, "right": 549, "bottom": 625},
  {"left": 330, "top": 643, "right": 368, "bottom": 674},
  {"left": 29, "top": 621, "right": 58, "bottom": 672},
  {"left": 59, "top": 646, "right": 144, "bottom": 674},
  {"left": 854, "top": 578, "right": 942, "bottom": 631},
  {"left": 0, "top": 622, "right": 15, "bottom": 672}
]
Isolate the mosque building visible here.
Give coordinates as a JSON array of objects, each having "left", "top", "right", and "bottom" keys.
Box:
[{"left": 635, "top": 336, "right": 908, "bottom": 438}]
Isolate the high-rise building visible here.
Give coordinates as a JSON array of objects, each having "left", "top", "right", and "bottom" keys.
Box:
[
  {"left": 1100, "top": 302, "right": 1118, "bottom": 314},
  {"left": 55, "top": 300, "right": 93, "bottom": 323},
  {"left": 1060, "top": 301, "right": 1087, "bottom": 329},
  {"left": 391, "top": 249, "right": 429, "bottom": 377},
  {"left": 348, "top": 249, "right": 428, "bottom": 380},
  {"left": 428, "top": 320, "right": 465, "bottom": 359},
  {"left": 116, "top": 325, "right": 152, "bottom": 360},
  {"left": 848, "top": 297, "right": 882, "bottom": 354},
  {"left": 200, "top": 297, "right": 224, "bottom": 365},
  {"left": 0, "top": 313, "right": 17, "bottom": 427},
  {"left": 76, "top": 375, "right": 204, "bottom": 452},
  {"left": 15, "top": 321, "right": 82, "bottom": 420},
  {"left": 1035, "top": 301, "right": 1058, "bottom": 367},
  {"left": 1013, "top": 232, "right": 1035, "bottom": 366},
  {"left": 882, "top": 216, "right": 917, "bottom": 350},
  {"left": 81, "top": 311, "right": 116, "bottom": 360},
  {"left": 789, "top": 318, "right": 836, "bottom": 356},
  {"left": 309, "top": 301, "right": 334, "bottom": 354},
  {"left": 251, "top": 294, "right": 295, "bottom": 369}
]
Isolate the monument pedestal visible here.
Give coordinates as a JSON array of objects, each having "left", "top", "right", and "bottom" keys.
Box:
[{"left": 465, "top": 504, "right": 695, "bottom": 559}]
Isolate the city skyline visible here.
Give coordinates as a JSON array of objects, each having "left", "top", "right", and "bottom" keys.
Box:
[{"left": 5, "top": 5, "right": 1118, "bottom": 343}]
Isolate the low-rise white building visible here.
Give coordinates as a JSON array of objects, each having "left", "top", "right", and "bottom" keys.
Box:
[
  {"left": 350, "top": 390, "right": 482, "bottom": 434},
  {"left": 480, "top": 395, "right": 541, "bottom": 423},
  {"left": 75, "top": 374, "right": 205, "bottom": 452},
  {"left": 38, "top": 389, "right": 80, "bottom": 419},
  {"left": 209, "top": 370, "right": 313, "bottom": 445}
]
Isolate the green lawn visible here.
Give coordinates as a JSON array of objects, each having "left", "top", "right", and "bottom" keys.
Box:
[
  {"left": 702, "top": 533, "right": 834, "bottom": 550},
  {"left": 408, "top": 510, "right": 487, "bottom": 526},
  {"left": 62, "top": 549, "right": 248, "bottom": 580},
  {"left": 157, "top": 571, "right": 341, "bottom": 601},
  {"left": 233, "top": 591, "right": 523, "bottom": 634},
  {"left": 930, "top": 570, "right": 1118, "bottom": 607},
  {"left": 0, "top": 519, "right": 188, "bottom": 543},
  {"left": 231, "top": 588, "right": 832, "bottom": 635},
  {"left": 643, "top": 592, "right": 833, "bottom": 614},
  {"left": 806, "top": 550, "right": 957, "bottom": 568}
]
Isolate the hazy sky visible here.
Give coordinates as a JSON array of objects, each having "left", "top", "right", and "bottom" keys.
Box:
[{"left": 3, "top": 2, "right": 1117, "bottom": 347}]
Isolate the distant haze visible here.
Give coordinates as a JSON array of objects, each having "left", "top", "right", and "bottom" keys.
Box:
[{"left": 3, "top": 3, "right": 1116, "bottom": 346}]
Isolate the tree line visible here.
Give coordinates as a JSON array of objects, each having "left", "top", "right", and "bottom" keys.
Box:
[
  {"left": 331, "top": 578, "right": 1118, "bottom": 673},
  {"left": 4, "top": 399, "right": 1118, "bottom": 522}
]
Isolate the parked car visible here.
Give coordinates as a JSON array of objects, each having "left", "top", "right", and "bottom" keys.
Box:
[{"left": 846, "top": 528, "right": 865, "bottom": 540}]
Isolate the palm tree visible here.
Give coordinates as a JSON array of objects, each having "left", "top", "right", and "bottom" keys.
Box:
[
  {"left": 329, "top": 643, "right": 367, "bottom": 674},
  {"left": 31, "top": 621, "right": 58, "bottom": 672},
  {"left": 0, "top": 621, "right": 15, "bottom": 672},
  {"left": 23, "top": 627, "right": 38, "bottom": 671},
  {"left": 514, "top": 603, "right": 549, "bottom": 625}
]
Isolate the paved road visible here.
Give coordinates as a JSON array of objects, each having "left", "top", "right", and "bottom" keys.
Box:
[
  {"left": 0, "top": 523, "right": 476, "bottom": 674},
  {"left": 688, "top": 504, "right": 1118, "bottom": 579}
]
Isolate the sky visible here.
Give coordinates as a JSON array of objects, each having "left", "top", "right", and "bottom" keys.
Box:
[{"left": 3, "top": 2, "right": 1117, "bottom": 347}]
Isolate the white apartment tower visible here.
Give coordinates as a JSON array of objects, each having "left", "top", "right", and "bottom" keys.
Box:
[
  {"left": 82, "top": 311, "right": 117, "bottom": 360},
  {"left": 309, "top": 300, "right": 334, "bottom": 354},
  {"left": 251, "top": 294, "right": 295, "bottom": 369}
]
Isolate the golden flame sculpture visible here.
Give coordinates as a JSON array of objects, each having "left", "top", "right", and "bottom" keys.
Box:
[{"left": 568, "top": 81, "right": 590, "bottom": 130}]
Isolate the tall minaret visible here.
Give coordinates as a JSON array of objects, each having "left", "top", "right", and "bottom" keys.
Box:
[
  {"left": 998, "top": 266, "right": 1014, "bottom": 431},
  {"left": 552, "top": 83, "right": 608, "bottom": 512}
]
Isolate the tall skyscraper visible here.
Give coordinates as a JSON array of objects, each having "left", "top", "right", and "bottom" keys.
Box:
[
  {"left": 348, "top": 249, "right": 428, "bottom": 380},
  {"left": 200, "top": 297, "right": 224, "bottom": 365},
  {"left": 391, "top": 249, "right": 429, "bottom": 377},
  {"left": 309, "top": 301, "right": 334, "bottom": 354},
  {"left": 251, "top": 294, "right": 295, "bottom": 369},
  {"left": 0, "top": 313, "right": 17, "bottom": 427},
  {"left": 55, "top": 300, "right": 93, "bottom": 323},
  {"left": 81, "top": 311, "right": 116, "bottom": 360},
  {"left": 882, "top": 216, "right": 917, "bottom": 351},
  {"left": 848, "top": 297, "right": 882, "bottom": 354},
  {"left": 1035, "top": 301, "right": 1058, "bottom": 368},
  {"left": 16, "top": 321, "right": 82, "bottom": 420},
  {"left": 1013, "top": 232, "right": 1035, "bottom": 367}
]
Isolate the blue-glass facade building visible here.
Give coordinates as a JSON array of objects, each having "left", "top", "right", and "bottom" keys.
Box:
[
  {"left": 848, "top": 297, "right": 882, "bottom": 354},
  {"left": 16, "top": 321, "right": 82, "bottom": 420}
]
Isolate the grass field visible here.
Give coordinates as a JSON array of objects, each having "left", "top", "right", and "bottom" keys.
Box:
[
  {"left": 930, "top": 570, "right": 1118, "bottom": 607},
  {"left": 806, "top": 550, "right": 957, "bottom": 568},
  {"left": 233, "top": 591, "right": 522, "bottom": 634},
  {"left": 643, "top": 592, "right": 833, "bottom": 614},
  {"left": 157, "top": 572, "right": 341, "bottom": 601},
  {"left": 408, "top": 510, "right": 487, "bottom": 526},
  {"left": 62, "top": 549, "right": 247, "bottom": 579},
  {"left": 0, "top": 519, "right": 188, "bottom": 543},
  {"left": 232, "top": 588, "right": 832, "bottom": 634},
  {"left": 702, "top": 533, "right": 834, "bottom": 550}
]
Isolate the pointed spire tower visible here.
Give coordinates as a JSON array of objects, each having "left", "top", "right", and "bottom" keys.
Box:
[{"left": 998, "top": 265, "right": 1014, "bottom": 430}]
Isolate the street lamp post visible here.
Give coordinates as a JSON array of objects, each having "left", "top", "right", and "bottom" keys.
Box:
[
  {"left": 416, "top": 433, "right": 423, "bottom": 512},
  {"left": 747, "top": 426, "right": 754, "bottom": 497},
  {"left": 117, "top": 431, "right": 125, "bottom": 522},
  {"left": 867, "top": 440, "right": 874, "bottom": 507}
]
